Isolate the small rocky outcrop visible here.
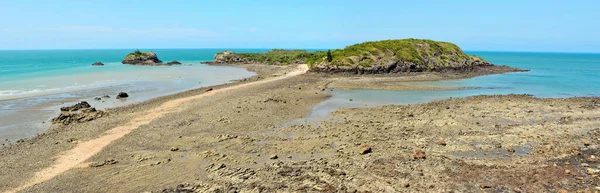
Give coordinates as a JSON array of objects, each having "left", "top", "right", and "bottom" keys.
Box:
[
  {"left": 116, "top": 92, "right": 129, "bottom": 99},
  {"left": 92, "top": 62, "right": 104, "bottom": 66},
  {"left": 166, "top": 60, "right": 182, "bottom": 65},
  {"left": 122, "top": 50, "right": 163, "bottom": 65},
  {"left": 52, "top": 101, "right": 107, "bottom": 125},
  {"left": 213, "top": 50, "right": 237, "bottom": 63},
  {"left": 60, "top": 101, "right": 91, "bottom": 111}
]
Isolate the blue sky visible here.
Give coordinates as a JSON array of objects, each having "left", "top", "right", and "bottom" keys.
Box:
[{"left": 0, "top": 0, "right": 598, "bottom": 52}]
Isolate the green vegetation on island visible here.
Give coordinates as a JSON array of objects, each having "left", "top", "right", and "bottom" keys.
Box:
[
  {"left": 209, "top": 39, "right": 513, "bottom": 73},
  {"left": 122, "top": 50, "right": 163, "bottom": 65}
]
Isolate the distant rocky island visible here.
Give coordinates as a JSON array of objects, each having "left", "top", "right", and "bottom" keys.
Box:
[
  {"left": 122, "top": 50, "right": 181, "bottom": 66},
  {"left": 205, "top": 39, "right": 526, "bottom": 74}
]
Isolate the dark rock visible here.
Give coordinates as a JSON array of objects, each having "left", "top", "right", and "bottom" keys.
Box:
[
  {"left": 122, "top": 50, "right": 163, "bottom": 65},
  {"left": 91, "top": 62, "right": 104, "bottom": 66},
  {"left": 116, "top": 92, "right": 129, "bottom": 99},
  {"left": 94, "top": 97, "right": 102, "bottom": 101},
  {"left": 170, "top": 147, "right": 179, "bottom": 152},
  {"left": 52, "top": 107, "right": 107, "bottom": 125},
  {"left": 270, "top": 154, "right": 278, "bottom": 159},
  {"left": 166, "top": 60, "right": 182, "bottom": 65},
  {"left": 60, "top": 101, "right": 91, "bottom": 111},
  {"left": 53, "top": 101, "right": 107, "bottom": 125},
  {"left": 90, "top": 159, "right": 118, "bottom": 167},
  {"left": 102, "top": 95, "right": 110, "bottom": 98}
]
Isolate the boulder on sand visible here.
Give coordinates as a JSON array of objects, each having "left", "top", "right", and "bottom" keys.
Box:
[
  {"left": 166, "top": 60, "right": 182, "bottom": 65},
  {"left": 116, "top": 92, "right": 129, "bottom": 99},
  {"left": 52, "top": 101, "right": 107, "bottom": 125}
]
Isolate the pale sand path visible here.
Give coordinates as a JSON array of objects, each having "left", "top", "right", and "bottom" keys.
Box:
[{"left": 7, "top": 64, "right": 309, "bottom": 193}]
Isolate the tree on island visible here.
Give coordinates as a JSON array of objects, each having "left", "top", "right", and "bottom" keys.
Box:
[{"left": 326, "top": 49, "right": 333, "bottom": 63}]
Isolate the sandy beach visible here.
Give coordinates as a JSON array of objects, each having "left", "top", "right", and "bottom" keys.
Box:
[{"left": 1, "top": 64, "right": 599, "bottom": 192}]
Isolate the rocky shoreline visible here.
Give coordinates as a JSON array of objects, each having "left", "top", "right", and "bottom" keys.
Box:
[{"left": 1, "top": 62, "right": 597, "bottom": 192}]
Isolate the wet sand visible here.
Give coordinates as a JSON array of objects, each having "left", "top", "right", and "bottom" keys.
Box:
[{"left": 1, "top": 64, "right": 598, "bottom": 192}]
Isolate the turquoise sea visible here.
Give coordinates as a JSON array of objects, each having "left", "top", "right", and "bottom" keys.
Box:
[
  {"left": 0, "top": 49, "right": 264, "bottom": 141},
  {"left": 1, "top": 50, "right": 600, "bottom": 141},
  {"left": 303, "top": 52, "right": 600, "bottom": 121}
]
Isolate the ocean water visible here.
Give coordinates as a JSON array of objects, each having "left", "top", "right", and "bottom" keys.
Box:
[
  {"left": 0, "top": 49, "right": 266, "bottom": 142},
  {"left": 305, "top": 52, "right": 600, "bottom": 121},
  {"left": 2, "top": 50, "right": 600, "bottom": 142}
]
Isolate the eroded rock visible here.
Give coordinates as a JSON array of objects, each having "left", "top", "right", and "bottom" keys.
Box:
[{"left": 52, "top": 101, "right": 107, "bottom": 125}]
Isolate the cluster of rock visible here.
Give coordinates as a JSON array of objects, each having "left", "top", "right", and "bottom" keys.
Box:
[
  {"left": 203, "top": 50, "right": 249, "bottom": 64},
  {"left": 310, "top": 57, "right": 502, "bottom": 74},
  {"left": 121, "top": 51, "right": 181, "bottom": 66},
  {"left": 206, "top": 39, "right": 527, "bottom": 75},
  {"left": 51, "top": 101, "right": 107, "bottom": 125}
]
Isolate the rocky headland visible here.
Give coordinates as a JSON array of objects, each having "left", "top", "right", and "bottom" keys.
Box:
[
  {"left": 121, "top": 50, "right": 181, "bottom": 66},
  {"left": 205, "top": 39, "right": 527, "bottom": 75}
]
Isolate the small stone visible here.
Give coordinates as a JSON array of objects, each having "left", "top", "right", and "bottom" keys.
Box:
[
  {"left": 170, "top": 147, "right": 179, "bottom": 152},
  {"left": 402, "top": 180, "right": 410, "bottom": 187},
  {"left": 94, "top": 97, "right": 102, "bottom": 101},
  {"left": 270, "top": 154, "right": 278, "bottom": 159},
  {"left": 585, "top": 140, "right": 591, "bottom": 146},
  {"left": 349, "top": 99, "right": 353, "bottom": 102},
  {"left": 358, "top": 144, "right": 372, "bottom": 155},
  {"left": 102, "top": 95, "right": 110, "bottom": 98},
  {"left": 586, "top": 168, "right": 600, "bottom": 175},
  {"left": 558, "top": 189, "right": 568, "bottom": 193},
  {"left": 413, "top": 150, "right": 426, "bottom": 160},
  {"left": 438, "top": 139, "right": 446, "bottom": 146},
  {"left": 90, "top": 159, "right": 118, "bottom": 167},
  {"left": 480, "top": 184, "right": 492, "bottom": 189},
  {"left": 507, "top": 147, "right": 516, "bottom": 153},
  {"left": 565, "top": 169, "right": 572, "bottom": 174},
  {"left": 588, "top": 155, "right": 598, "bottom": 163}
]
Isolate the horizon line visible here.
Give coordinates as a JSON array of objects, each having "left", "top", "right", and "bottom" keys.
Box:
[{"left": 0, "top": 48, "right": 598, "bottom": 54}]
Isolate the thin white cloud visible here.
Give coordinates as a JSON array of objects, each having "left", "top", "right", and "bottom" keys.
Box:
[
  {"left": 247, "top": 27, "right": 258, "bottom": 32},
  {"left": 43, "top": 25, "right": 114, "bottom": 32},
  {"left": 118, "top": 27, "right": 222, "bottom": 37},
  {"left": 227, "top": 27, "right": 259, "bottom": 33}
]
